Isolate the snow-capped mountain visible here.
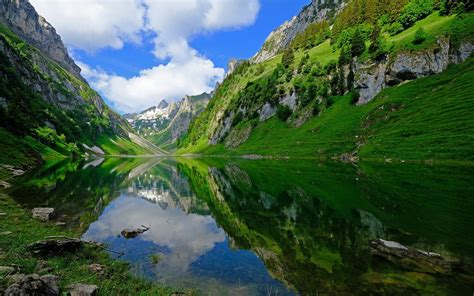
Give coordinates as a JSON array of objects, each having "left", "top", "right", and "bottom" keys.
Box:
[{"left": 125, "top": 93, "right": 211, "bottom": 148}]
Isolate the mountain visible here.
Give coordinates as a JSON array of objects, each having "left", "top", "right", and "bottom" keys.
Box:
[
  {"left": 179, "top": 0, "right": 474, "bottom": 162},
  {"left": 126, "top": 93, "right": 211, "bottom": 150},
  {"left": 252, "top": 0, "right": 347, "bottom": 63},
  {"left": 0, "top": 0, "right": 160, "bottom": 168}
]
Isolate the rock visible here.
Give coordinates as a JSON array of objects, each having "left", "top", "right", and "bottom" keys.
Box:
[
  {"left": 121, "top": 226, "right": 150, "bottom": 239},
  {"left": 55, "top": 222, "right": 66, "bottom": 226},
  {"left": 259, "top": 103, "right": 276, "bottom": 122},
  {"left": 27, "top": 238, "right": 82, "bottom": 255},
  {"left": 0, "top": 212, "right": 7, "bottom": 216},
  {"left": 252, "top": 1, "right": 347, "bottom": 63},
  {"left": 354, "top": 39, "right": 473, "bottom": 104},
  {"left": 0, "top": 231, "right": 12, "bottom": 235},
  {"left": 4, "top": 274, "right": 59, "bottom": 296},
  {"left": 67, "top": 283, "right": 98, "bottom": 296},
  {"left": 87, "top": 264, "right": 105, "bottom": 275},
  {"left": 0, "top": 0, "right": 82, "bottom": 77},
  {"left": 226, "top": 58, "right": 244, "bottom": 77},
  {"left": 0, "top": 266, "right": 15, "bottom": 275},
  {"left": 370, "top": 239, "right": 461, "bottom": 275},
  {"left": 279, "top": 92, "right": 297, "bottom": 111},
  {"left": 0, "top": 180, "right": 11, "bottom": 189},
  {"left": 32, "top": 207, "right": 55, "bottom": 221}
]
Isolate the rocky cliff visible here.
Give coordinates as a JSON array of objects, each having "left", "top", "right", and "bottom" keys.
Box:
[
  {"left": 0, "top": 0, "right": 81, "bottom": 78},
  {"left": 252, "top": 0, "right": 347, "bottom": 63},
  {"left": 0, "top": 0, "right": 158, "bottom": 158},
  {"left": 354, "top": 39, "right": 474, "bottom": 104}
]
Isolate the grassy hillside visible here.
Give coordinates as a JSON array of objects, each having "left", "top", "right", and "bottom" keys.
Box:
[
  {"left": 0, "top": 23, "right": 158, "bottom": 169},
  {"left": 179, "top": 7, "right": 474, "bottom": 161},
  {"left": 180, "top": 57, "right": 474, "bottom": 162}
]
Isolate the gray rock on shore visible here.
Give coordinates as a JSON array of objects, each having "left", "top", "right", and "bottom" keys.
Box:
[{"left": 32, "top": 207, "right": 55, "bottom": 221}]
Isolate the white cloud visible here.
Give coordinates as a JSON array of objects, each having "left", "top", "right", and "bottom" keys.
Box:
[
  {"left": 79, "top": 58, "right": 224, "bottom": 114},
  {"left": 30, "top": 0, "right": 145, "bottom": 51},
  {"left": 30, "top": 0, "right": 261, "bottom": 113}
]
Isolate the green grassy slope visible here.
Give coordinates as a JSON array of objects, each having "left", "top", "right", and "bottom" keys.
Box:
[
  {"left": 181, "top": 58, "right": 474, "bottom": 162},
  {"left": 179, "top": 11, "right": 474, "bottom": 161}
]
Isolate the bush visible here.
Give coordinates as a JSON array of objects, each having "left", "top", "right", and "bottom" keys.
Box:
[
  {"left": 413, "top": 27, "right": 427, "bottom": 45},
  {"left": 387, "top": 22, "right": 404, "bottom": 35},
  {"left": 276, "top": 105, "right": 292, "bottom": 121},
  {"left": 351, "top": 28, "right": 366, "bottom": 57},
  {"left": 231, "top": 111, "right": 244, "bottom": 127}
]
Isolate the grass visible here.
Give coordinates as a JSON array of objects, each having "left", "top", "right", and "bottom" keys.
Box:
[
  {"left": 96, "top": 135, "right": 154, "bottom": 156},
  {"left": 180, "top": 57, "right": 474, "bottom": 162},
  {"left": 0, "top": 193, "right": 193, "bottom": 295}
]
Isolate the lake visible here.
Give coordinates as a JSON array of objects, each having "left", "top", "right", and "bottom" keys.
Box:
[{"left": 8, "top": 157, "right": 474, "bottom": 295}]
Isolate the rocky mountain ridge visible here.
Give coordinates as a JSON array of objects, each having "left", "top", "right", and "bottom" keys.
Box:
[
  {"left": 0, "top": 0, "right": 160, "bottom": 160},
  {"left": 0, "top": 0, "right": 81, "bottom": 78},
  {"left": 252, "top": 0, "right": 347, "bottom": 63}
]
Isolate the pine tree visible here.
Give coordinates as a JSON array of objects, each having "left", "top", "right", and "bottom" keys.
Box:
[{"left": 350, "top": 28, "right": 366, "bottom": 57}]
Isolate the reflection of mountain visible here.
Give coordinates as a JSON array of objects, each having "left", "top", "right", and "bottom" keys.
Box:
[{"left": 178, "top": 159, "right": 474, "bottom": 295}]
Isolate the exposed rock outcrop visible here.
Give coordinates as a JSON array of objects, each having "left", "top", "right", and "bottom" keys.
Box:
[
  {"left": 0, "top": 0, "right": 81, "bottom": 78},
  {"left": 32, "top": 207, "right": 55, "bottom": 222},
  {"left": 252, "top": 0, "right": 347, "bottom": 63},
  {"left": 355, "top": 39, "right": 474, "bottom": 104}
]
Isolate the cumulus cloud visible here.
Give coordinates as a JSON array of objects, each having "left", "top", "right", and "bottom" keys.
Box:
[
  {"left": 30, "top": 0, "right": 260, "bottom": 113},
  {"left": 79, "top": 57, "right": 224, "bottom": 114},
  {"left": 30, "top": 0, "right": 145, "bottom": 51}
]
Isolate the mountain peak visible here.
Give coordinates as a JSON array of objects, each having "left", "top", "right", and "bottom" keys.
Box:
[
  {"left": 0, "top": 0, "right": 82, "bottom": 78},
  {"left": 157, "top": 99, "right": 169, "bottom": 109}
]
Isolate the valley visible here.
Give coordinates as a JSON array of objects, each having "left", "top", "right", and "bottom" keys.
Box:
[{"left": 1, "top": 0, "right": 473, "bottom": 295}]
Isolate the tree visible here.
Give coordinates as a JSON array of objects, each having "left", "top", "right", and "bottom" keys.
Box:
[
  {"left": 369, "top": 26, "right": 387, "bottom": 60},
  {"left": 276, "top": 104, "right": 292, "bottom": 121},
  {"left": 350, "top": 28, "right": 366, "bottom": 57},
  {"left": 282, "top": 47, "right": 295, "bottom": 69},
  {"left": 413, "top": 27, "right": 426, "bottom": 45}
]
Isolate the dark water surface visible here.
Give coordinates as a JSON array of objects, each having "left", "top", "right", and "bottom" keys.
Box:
[{"left": 9, "top": 157, "right": 474, "bottom": 295}]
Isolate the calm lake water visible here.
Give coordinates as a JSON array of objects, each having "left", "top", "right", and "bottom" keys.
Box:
[{"left": 9, "top": 157, "right": 474, "bottom": 295}]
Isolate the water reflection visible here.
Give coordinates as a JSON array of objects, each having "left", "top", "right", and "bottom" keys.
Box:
[{"left": 9, "top": 157, "right": 474, "bottom": 295}]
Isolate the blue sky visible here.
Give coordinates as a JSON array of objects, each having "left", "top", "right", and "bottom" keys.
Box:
[{"left": 30, "top": 0, "right": 309, "bottom": 113}]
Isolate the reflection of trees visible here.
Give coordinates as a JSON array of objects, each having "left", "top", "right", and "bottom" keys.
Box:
[{"left": 178, "top": 159, "right": 473, "bottom": 295}]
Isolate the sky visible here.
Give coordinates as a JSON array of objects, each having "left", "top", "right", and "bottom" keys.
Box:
[{"left": 30, "top": 0, "right": 309, "bottom": 114}]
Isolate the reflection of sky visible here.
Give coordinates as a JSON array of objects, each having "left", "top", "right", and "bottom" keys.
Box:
[{"left": 83, "top": 194, "right": 292, "bottom": 295}]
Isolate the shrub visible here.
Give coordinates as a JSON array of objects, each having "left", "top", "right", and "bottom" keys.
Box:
[
  {"left": 351, "top": 28, "right": 366, "bottom": 57},
  {"left": 282, "top": 47, "right": 295, "bottom": 69},
  {"left": 231, "top": 111, "right": 244, "bottom": 127},
  {"left": 387, "top": 22, "right": 404, "bottom": 35},
  {"left": 413, "top": 27, "right": 427, "bottom": 45},
  {"left": 276, "top": 104, "right": 292, "bottom": 121}
]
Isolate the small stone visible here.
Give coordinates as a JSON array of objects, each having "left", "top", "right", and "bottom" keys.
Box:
[
  {"left": 55, "top": 222, "right": 66, "bottom": 226},
  {"left": 0, "top": 231, "right": 12, "bottom": 235},
  {"left": 0, "top": 180, "right": 10, "bottom": 189},
  {"left": 68, "top": 283, "right": 98, "bottom": 296},
  {"left": 35, "top": 261, "right": 52, "bottom": 274},
  {"left": 32, "top": 208, "right": 55, "bottom": 221},
  {"left": 0, "top": 212, "right": 7, "bottom": 216},
  {"left": 87, "top": 264, "right": 105, "bottom": 275}
]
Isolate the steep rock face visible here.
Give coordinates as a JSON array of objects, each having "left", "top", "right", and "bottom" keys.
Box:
[
  {"left": 355, "top": 39, "right": 474, "bottom": 104},
  {"left": 252, "top": 0, "right": 347, "bottom": 63},
  {"left": 225, "top": 58, "right": 244, "bottom": 77},
  {"left": 0, "top": 0, "right": 81, "bottom": 78}
]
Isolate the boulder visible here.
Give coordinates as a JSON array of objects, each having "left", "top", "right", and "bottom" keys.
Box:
[
  {"left": 121, "top": 226, "right": 150, "bottom": 239},
  {"left": 27, "top": 238, "right": 82, "bottom": 255},
  {"left": 32, "top": 208, "right": 55, "bottom": 221},
  {"left": 370, "top": 239, "right": 461, "bottom": 275},
  {"left": 67, "top": 283, "right": 98, "bottom": 296},
  {"left": 4, "top": 274, "right": 59, "bottom": 296},
  {"left": 88, "top": 264, "right": 105, "bottom": 275}
]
